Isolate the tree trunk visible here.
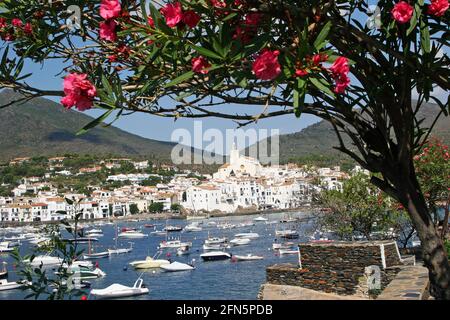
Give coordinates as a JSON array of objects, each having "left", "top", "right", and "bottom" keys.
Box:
[{"left": 395, "top": 175, "right": 450, "bottom": 300}]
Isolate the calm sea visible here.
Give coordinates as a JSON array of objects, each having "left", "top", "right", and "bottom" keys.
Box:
[{"left": 0, "top": 211, "right": 317, "bottom": 300}]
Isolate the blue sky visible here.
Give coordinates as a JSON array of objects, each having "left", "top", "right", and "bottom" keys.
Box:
[{"left": 20, "top": 57, "right": 321, "bottom": 151}]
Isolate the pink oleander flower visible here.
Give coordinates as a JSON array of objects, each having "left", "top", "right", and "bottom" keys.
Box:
[
  {"left": 24, "top": 22, "right": 33, "bottom": 34},
  {"left": 11, "top": 18, "right": 23, "bottom": 28},
  {"left": 147, "top": 16, "right": 155, "bottom": 27},
  {"left": 329, "top": 57, "right": 351, "bottom": 94},
  {"left": 391, "top": 1, "right": 414, "bottom": 24},
  {"left": 192, "top": 56, "right": 211, "bottom": 74},
  {"left": 100, "top": 0, "right": 122, "bottom": 20},
  {"left": 99, "top": 19, "right": 117, "bottom": 42},
  {"left": 210, "top": 0, "right": 226, "bottom": 8},
  {"left": 252, "top": 49, "right": 281, "bottom": 81},
  {"left": 427, "top": 0, "right": 449, "bottom": 16},
  {"left": 61, "top": 73, "right": 97, "bottom": 111},
  {"left": 0, "top": 18, "right": 7, "bottom": 29},
  {"left": 161, "top": 2, "right": 183, "bottom": 28},
  {"left": 182, "top": 10, "right": 201, "bottom": 28},
  {"left": 294, "top": 69, "right": 309, "bottom": 77},
  {"left": 312, "top": 53, "right": 328, "bottom": 66},
  {"left": 245, "top": 13, "right": 263, "bottom": 26}
]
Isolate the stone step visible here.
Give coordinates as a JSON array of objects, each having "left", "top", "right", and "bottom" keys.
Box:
[{"left": 376, "top": 265, "right": 429, "bottom": 300}]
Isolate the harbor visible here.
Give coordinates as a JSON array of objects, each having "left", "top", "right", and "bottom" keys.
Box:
[{"left": 0, "top": 211, "right": 316, "bottom": 300}]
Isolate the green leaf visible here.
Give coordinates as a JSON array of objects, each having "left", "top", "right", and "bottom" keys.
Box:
[
  {"left": 293, "top": 78, "right": 306, "bottom": 118},
  {"left": 164, "top": 71, "right": 194, "bottom": 88},
  {"left": 76, "top": 109, "right": 113, "bottom": 135},
  {"left": 420, "top": 19, "right": 431, "bottom": 53},
  {"left": 310, "top": 77, "right": 335, "bottom": 97},
  {"left": 189, "top": 45, "right": 223, "bottom": 60},
  {"left": 406, "top": 5, "right": 420, "bottom": 36},
  {"left": 313, "top": 21, "right": 332, "bottom": 51}
]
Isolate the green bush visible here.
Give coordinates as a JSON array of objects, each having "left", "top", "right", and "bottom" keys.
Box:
[{"left": 444, "top": 240, "right": 450, "bottom": 258}]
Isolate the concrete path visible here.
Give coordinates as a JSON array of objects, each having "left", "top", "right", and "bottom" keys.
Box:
[{"left": 260, "top": 284, "right": 367, "bottom": 300}]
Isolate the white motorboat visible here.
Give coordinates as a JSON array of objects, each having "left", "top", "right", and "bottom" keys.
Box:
[
  {"left": 118, "top": 231, "right": 148, "bottom": 239},
  {"left": 233, "top": 254, "right": 264, "bottom": 261},
  {"left": 129, "top": 256, "right": 170, "bottom": 269},
  {"left": 253, "top": 216, "right": 268, "bottom": 222},
  {"left": 272, "top": 242, "right": 294, "bottom": 250},
  {"left": 160, "top": 261, "right": 195, "bottom": 272},
  {"left": 230, "top": 238, "right": 251, "bottom": 246},
  {"left": 0, "top": 242, "right": 14, "bottom": 253},
  {"left": 60, "top": 265, "right": 106, "bottom": 279},
  {"left": 279, "top": 249, "right": 299, "bottom": 255},
  {"left": 83, "top": 251, "right": 109, "bottom": 259},
  {"left": 204, "top": 237, "right": 228, "bottom": 245},
  {"left": 26, "top": 255, "right": 63, "bottom": 267},
  {"left": 159, "top": 240, "right": 192, "bottom": 249},
  {"left": 0, "top": 279, "right": 29, "bottom": 291},
  {"left": 90, "top": 278, "right": 149, "bottom": 299},
  {"left": 234, "top": 232, "right": 259, "bottom": 239},
  {"left": 200, "top": 251, "right": 231, "bottom": 261},
  {"left": 150, "top": 230, "right": 167, "bottom": 236},
  {"left": 108, "top": 245, "right": 133, "bottom": 255},
  {"left": 203, "top": 243, "right": 226, "bottom": 250},
  {"left": 183, "top": 224, "right": 202, "bottom": 232},
  {"left": 275, "top": 230, "right": 299, "bottom": 239},
  {"left": 217, "top": 223, "right": 236, "bottom": 230},
  {"left": 238, "top": 222, "right": 255, "bottom": 228},
  {"left": 163, "top": 225, "right": 183, "bottom": 232},
  {"left": 85, "top": 229, "right": 103, "bottom": 235}
]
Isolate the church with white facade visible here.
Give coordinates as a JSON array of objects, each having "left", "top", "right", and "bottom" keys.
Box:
[{"left": 182, "top": 144, "right": 313, "bottom": 214}]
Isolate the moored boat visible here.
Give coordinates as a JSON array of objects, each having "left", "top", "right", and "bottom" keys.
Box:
[
  {"left": 200, "top": 251, "right": 231, "bottom": 261},
  {"left": 159, "top": 240, "right": 192, "bottom": 249},
  {"left": 253, "top": 216, "right": 268, "bottom": 222},
  {"left": 160, "top": 261, "right": 195, "bottom": 272},
  {"left": 129, "top": 256, "right": 170, "bottom": 269},
  {"left": 163, "top": 225, "right": 183, "bottom": 232},
  {"left": 0, "top": 279, "right": 29, "bottom": 291},
  {"left": 90, "top": 278, "right": 149, "bottom": 299},
  {"left": 278, "top": 249, "right": 299, "bottom": 255},
  {"left": 204, "top": 237, "right": 228, "bottom": 245},
  {"left": 233, "top": 254, "right": 264, "bottom": 261},
  {"left": 234, "top": 232, "right": 259, "bottom": 239},
  {"left": 230, "top": 238, "right": 251, "bottom": 246},
  {"left": 118, "top": 231, "right": 148, "bottom": 239}
]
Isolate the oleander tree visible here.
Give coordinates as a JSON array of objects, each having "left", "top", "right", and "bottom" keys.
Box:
[
  {"left": 414, "top": 138, "right": 450, "bottom": 237},
  {"left": 316, "top": 173, "right": 400, "bottom": 241},
  {"left": 0, "top": 0, "right": 449, "bottom": 298}
]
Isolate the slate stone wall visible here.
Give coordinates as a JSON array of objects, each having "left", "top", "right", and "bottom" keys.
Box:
[{"left": 266, "top": 241, "right": 402, "bottom": 295}]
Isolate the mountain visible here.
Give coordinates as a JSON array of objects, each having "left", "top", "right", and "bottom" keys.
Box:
[
  {"left": 248, "top": 102, "right": 450, "bottom": 166},
  {"left": 0, "top": 90, "right": 176, "bottom": 161},
  {"left": 0, "top": 90, "right": 448, "bottom": 167}
]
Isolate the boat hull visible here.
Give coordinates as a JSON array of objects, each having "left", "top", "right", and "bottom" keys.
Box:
[{"left": 91, "top": 288, "right": 149, "bottom": 299}]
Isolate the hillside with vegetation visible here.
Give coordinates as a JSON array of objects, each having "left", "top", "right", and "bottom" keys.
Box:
[
  {"left": 0, "top": 90, "right": 176, "bottom": 161},
  {"left": 248, "top": 101, "right": 449, "bottom": 169}
]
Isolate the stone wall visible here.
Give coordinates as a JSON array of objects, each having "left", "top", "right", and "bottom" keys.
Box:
[{"left": 266, "top": 241, "right": 403, "bottom": 296}]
